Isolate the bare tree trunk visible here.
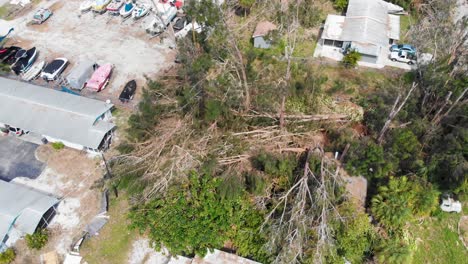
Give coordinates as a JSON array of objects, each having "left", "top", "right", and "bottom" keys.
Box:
[
  {"left": 432, "top": 87, "right": 468, "bottom": 125},
  {"left": 231, "top": 40, "right": 251, "bottom": 111},
  {"left": 279, "top": 95, "right": 286, "bottom": 131},
  {"left": 378, "top": 83, "right": 417, "bottom": 144}
]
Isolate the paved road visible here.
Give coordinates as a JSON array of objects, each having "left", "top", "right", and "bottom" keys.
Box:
[{"left": 0, "top": 135, "right": 44, "bottom": 181}]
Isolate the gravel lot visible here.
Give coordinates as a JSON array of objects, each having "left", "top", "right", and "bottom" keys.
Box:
[{"left": 3, "top": 0, "right": 176, "bottom": 102}]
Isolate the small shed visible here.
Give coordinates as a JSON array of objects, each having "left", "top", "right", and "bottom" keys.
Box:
[
  {"left": 252, "top": 21, "right": 277, "bottom": 49},
  {"left": 66, "top": 59, "right": 97, "bottom": 90}
]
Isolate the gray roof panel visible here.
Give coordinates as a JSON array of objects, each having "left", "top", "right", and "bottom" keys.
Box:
[
  {"left": 0, "top": 181, "right": 59, "bottom": 243},
  {"left": 0, "top": 77, "right": 115, "bottom": 149}
]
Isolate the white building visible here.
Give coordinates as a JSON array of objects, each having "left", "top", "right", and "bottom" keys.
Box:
[
  {"left": 0, "top": 77, "right": 115, "bottom": 153},
  {"left": 314, "top": 0, "right": 403, "bottom": 68}
]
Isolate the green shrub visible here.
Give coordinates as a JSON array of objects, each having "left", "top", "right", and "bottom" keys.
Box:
[
  {"left": 252, "top": 152, "right": 298, "bottom": 191},
  {"left": 345, "top": 138, "right": 393, "bottom": 180},
  {"left": 334, "top": 202, "right": 376, "bottom": 263},
  {"left": 375, "top": 236, "right": 414, "bottom": 264},
  {"left": 296, "top": 0, "right": 324, "bottom": 28},
  {"left": 25, "top": 229, "right": 48, "bottom": 250},
  {"left": 51, "top": 141, "right": 65, "bottom": 150},
  {"left": 0, "top": 248, "right": 16, "bottom": 264},
  {"left": 371, "top": 176, "right": 439, "bottom": 230},
  {"left": 334, "top": 0, "right": 348, "bottom": 11},
  {"left": 342, "top": 49, "right": 361, "bottom": 68},
  {"left": 129, "top": 171, "right": 233, "bottom": 257}
]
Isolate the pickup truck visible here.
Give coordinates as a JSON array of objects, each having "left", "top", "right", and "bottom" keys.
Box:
[{"left": 389, "top": 50, "right": 416, "bottom": 65}]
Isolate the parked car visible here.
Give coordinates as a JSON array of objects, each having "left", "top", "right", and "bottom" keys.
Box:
[
  {"left": 440, "top": 194, "right": 462, "bottom": 213},
  {"left": 390, "top": 44, "right": 416, "bottom": 54},
  {"left": 41, "top": 58, "right": 69, "bottom": 81},
  {"left": 389, "top": 50, "right": 416, "bottom": 65},
  {"left": 85, "top": 63, "right": 113, "bottom": 92},
  {"left": 32, "top": 8, "right": 53, "bottom": 24}
]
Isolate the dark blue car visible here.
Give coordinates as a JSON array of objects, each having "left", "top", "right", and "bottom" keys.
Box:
[{"left": 390, "top": 44, "right": 416, "bottom": 54}]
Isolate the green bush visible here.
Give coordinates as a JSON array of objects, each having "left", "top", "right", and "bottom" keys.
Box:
[
  {"left": 252, "top": 152, "right": 298, "bottom": 191},
  {"left": 296, "top": 0, "right": 324, "bottom": 28},
  {"left": 342, "top": 49, "right": 361, "bottom": 68},
  {"left": 371, "top": 176, "right": 439, "bottom": 230},
  {"left": 375, "top": 236, "right": 414, "bottom": 264},
  {"left": 334, "top": 202, "right": 376, "bottom": 263},
  {"left": 129, "top": 171, "right": 233, "bottom": 257},
  {"left": 0, "top": 248, "right": 16, "bottom": 264},
  {"left": 25, "top": 229, "right": 48, "bottom": 250},
  {"left": 334, "top": 0, "right": 348, "bottom": 11},
  {"left": 345, "top": 138, "right": 393, "bottom": 180},
  {"left": 51, "top": 141, "right": 65, "bottom": 150}
]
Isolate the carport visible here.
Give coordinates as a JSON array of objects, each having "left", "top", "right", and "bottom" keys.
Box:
[{"left": 0, "top": 180, "right": 59, "bottom": 252}]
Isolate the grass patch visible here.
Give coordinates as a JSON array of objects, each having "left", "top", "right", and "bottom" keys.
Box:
[
  {"left": 0, "top": 0, "right": 41, "bottom": 20},
  {"left": 399, "top": 13, "right": 418, "bottom": 43},
  {"left": 293, "top": 40, "right": 316, "bottom": 58},
  {"left": 0, "top": 5, "right": 9, "bottom": 19},
  {"left": 412, "top": 213, "right": 467, "bottom": 264},
  {"left": 51, "top": 142, "right": 65, "bottom": 150},
  {"left": 80, "top": 195, "right": 137, "bottom": 264}
]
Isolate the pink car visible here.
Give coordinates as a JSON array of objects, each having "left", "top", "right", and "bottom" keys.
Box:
[{"left": 86, "top": 63, "right": 113, "bottom": 92}]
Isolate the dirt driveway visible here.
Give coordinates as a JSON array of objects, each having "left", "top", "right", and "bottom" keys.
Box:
[{"left": 8, "top": 0, "right": 175, "bottom": 97}]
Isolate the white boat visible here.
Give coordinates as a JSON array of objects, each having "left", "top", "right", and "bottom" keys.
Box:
[
  {"left": 80, "top": 0, "right": 95, "bottom": 13},
  {"left": 22, "top": 61, "right": 45, "bottom": 81},
  {"left": 120, "top": 1, "right": 135, "bottom": 18},
  {"left": 132, "top": 4, "right": 149, "bottom": 20},
  {"left": 107, "top": 0, "right": 124, "bottom": 15},
  {"left": 41, "top": 58, "right": 69, "bottom": 81},
  {"left": 175, "top": 22, "right": 202, "bottom": 39}
]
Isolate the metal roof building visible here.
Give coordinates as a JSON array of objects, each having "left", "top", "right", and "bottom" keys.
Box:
[
  {"left": 0, "top": 77, "right": 115, "bottom": 152},
  {"left": 317, "top": 0, "right": 402, "bottom": 65},
  {"left": 0, "top": 180, "right": 59, "bottom": 252}
]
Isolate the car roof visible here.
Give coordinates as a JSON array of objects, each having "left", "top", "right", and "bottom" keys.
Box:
[{"left": 402, "top": 44, "right": 415, "bottom": 49}]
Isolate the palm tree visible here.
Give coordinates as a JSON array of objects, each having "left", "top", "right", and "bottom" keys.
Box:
[{"left": 371, "top": 177, "right": 413, "bottom": 229}]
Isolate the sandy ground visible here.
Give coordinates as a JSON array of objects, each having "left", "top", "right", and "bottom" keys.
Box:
[
  {"left": 10, "top": 145, "right": 104, "bottom": 263},
  {"left": 128, "top": 239, "right": 183, "bottom": 264},
  {"left": 2, "top": 0, "right": 176, "bottom": 105},
  {"left": 127, "top": 238, "right": 262, "bottom": 264}
]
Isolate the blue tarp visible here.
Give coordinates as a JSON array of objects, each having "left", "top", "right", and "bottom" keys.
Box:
[{"left": 60, "top": 86, "right": 80, "bottom": 96}]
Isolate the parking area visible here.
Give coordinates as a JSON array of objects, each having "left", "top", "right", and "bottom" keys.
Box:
[
  {"left": 0, "top": 135, "right": 44, "bottom": 182},
  {"left": 2, "top": 0, "right": 176, "bottom": 106}
]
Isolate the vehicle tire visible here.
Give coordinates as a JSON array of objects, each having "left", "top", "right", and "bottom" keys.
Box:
[
  {"left": 408, "top": 61, "right": 413, "bottom": 65},
  {"left": 391, "top": 58, "right": 396, "bottom": 62}
]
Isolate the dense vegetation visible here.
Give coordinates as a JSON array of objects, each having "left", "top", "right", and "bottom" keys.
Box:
[{"left": 110, "top": 0, "right": 466, "bottom": 263}]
